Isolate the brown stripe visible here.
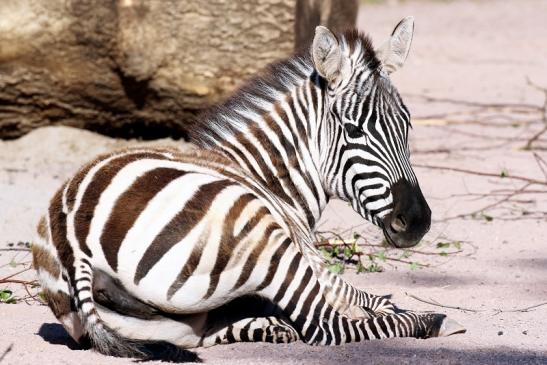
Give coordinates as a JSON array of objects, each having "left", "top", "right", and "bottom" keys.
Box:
[
  {"left": 233, "top": 222, "right": 280, "bottom": 290},
  {"left": 74, "top": 152, "right": 169, "bottom": 257},
  {"left": 256, "top": 237, "right": 291, "bottom": 291},
  {"left": 65, "top": 159, "right": 99, "bottom": 212},
  {"left": 283, "top": 266, "right": 314, "bottom": 322},
  {"left": 276, "top": 101, "right": 321, "bottom": 206},
  {"left": 100, "top": 167, "right": 187, "bottom": 271},
  {"left": 272, "top": 252, "right": 302, "bottom": 303},
  {"left": 43, "top": 289, "right": 74, "bottom": 319},
  {"left": 166, "top": 226, "right": 211, "bottom": 300},
  {"left": 49, "top": 183, "right": 75, "bottom": 277},
  {"left": 36, "top": 216, "right": 47, "bottom": 239},
  {"left": 221, "top": 141, "right": 263, "bottom": 180},
  {"left": 134, "top": 179, "right": 233, "bottom": 286},
  {"left": 272, "top": 105, "right": 318, "bottom": 226},
  {"left": 251, "top": 117, "right": 315, "bottom": 227},
  {"left": 292, "top": 281, "right": 321, "bottom": 332},
  {"left": 285, "top": 94, "right": 308, "bottom": 145},
  {"left": 203, "top": 193, "right": 258, "bottom": 299},
  {"left": 32, "top": 245, "right": 61, "bottom": 278},
  {"left": 236, "top": 125, "right": 293, "bottom": 204}
]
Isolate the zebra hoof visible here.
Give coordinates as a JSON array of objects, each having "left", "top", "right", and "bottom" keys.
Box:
[{"left": 437, "top": 317, "right": 466, "bottom": 337}]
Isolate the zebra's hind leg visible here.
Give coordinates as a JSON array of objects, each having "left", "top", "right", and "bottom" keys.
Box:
[{"left": 201, "top": 316, "right": 299, "bottom": 347}]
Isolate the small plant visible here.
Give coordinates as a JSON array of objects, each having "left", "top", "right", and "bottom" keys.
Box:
[
  {"left": 315, "top": 230, "right": 469, "bottom": 274},
  {"left": 318, "top": 232, "right": 388, "bottom": 274},
  {"left": 0, "top": 289, "right": 17, "bottom": 304}
]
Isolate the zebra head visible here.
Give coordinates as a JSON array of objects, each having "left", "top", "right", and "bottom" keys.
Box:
[{"left": 312, "top": 18, "right": 431, "bottom": 248}]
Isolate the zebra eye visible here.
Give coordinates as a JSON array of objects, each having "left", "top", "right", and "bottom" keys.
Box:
[{"left": 344, "top": 124, "right": 365, "bottom": 139}]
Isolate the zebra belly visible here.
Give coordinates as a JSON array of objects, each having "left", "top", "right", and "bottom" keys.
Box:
[{"left": 79, "top": 158, "right": 284, "bottom": 314}]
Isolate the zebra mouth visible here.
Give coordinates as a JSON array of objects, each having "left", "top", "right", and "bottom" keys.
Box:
[
  {"left": 380, "top": 217, "right": 423, "bottom": 249},
  {"left": 381, "top": 223, "right": 399, "bottom": 247}
]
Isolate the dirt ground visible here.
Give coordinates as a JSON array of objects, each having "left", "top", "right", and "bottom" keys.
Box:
[{"left": 1, "top": 0, "right": 547, "bottom": 364}]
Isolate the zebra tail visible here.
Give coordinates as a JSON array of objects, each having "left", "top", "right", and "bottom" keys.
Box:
[{"left": 73, "top": 258, "right": 196, "bottom": 361}]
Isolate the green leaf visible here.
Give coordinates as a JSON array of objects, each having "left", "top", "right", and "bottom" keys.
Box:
[
  {"left": 333, "top": 246, "right": 340, "bottom": 256},
  {"left": 482, "top": 214, "right": 494, "bottom": 222},
  {"left": 376, "top": 251, "right": 387, "bottom": 262},
  {"left": 0, "top": 289, "right": 17, "bottom": 304},
  {"left": 453, "top": 241, "right": 462, "bottom": 250},
  {"left": 409, "top": 262, "right": 419, "bottom": 271},
  {"left": 320, "top": 247, "right": 333, "bottom": 259},
  {"left": 436, "top": 242, "right": 450, "bottom": 249},
  {"left": 439, "top": 251, "right": 448, "bottom": 257},
  {"left": 0, "top": 290, "right": 12, "bottom": 301},
  {"left": 328, "top": 263, "right": 344, "bottom": 274},
  {"left": 38, "top": 291, "right": 48, "bottom": 302},
  {"left": 352, "top": 232, "right": 361, "bottom": 240},
  {"left": 362, "top": 262, "right": 383, "bottom": 273},
  {"left": 343, "top": 247, "right": 353, "bottom": 258},
  {"left": 500, "top": 170, "right": 508, "bottom": 178}
]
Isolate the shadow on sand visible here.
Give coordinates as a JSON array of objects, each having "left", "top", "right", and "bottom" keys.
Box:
[{"left": 37, "top": 323, "right": 200, "bottom": 363}]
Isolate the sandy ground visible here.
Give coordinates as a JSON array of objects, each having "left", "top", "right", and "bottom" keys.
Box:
[{"left": 1, "top": 0, "right": 547, "bottom": 364}]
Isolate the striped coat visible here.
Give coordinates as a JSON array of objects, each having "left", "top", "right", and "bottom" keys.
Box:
[{"left": 33, "top": 20, "right": 464, "bottom": 361}]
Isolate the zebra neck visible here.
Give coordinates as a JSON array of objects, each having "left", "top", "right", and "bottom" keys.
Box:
[{"left": 199, "top": 77, "right": 330, "bottom": 231}]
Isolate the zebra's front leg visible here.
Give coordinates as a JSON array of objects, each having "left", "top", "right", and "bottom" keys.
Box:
[
  {"left": 313, "top": 261, "right": 396, "bottom": 319},
  {"left": 201, "top": 316, "right": 299, "bottom": 347},
  {"left": 258, "top": 246, "right": 465, "bottom": 344}
]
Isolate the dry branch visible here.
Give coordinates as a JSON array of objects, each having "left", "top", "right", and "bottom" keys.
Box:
[
  {"left": 406, "top": 292, "right": 547, "bottom": 314},
  {"left": 414, "top": 164, "right": 547, "bottom": 186},
  {"left": 405, "top": 292, "right": 485, "bottom": 312}
]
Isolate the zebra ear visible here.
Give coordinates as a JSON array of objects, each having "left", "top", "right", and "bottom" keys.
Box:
[
  {"left": 376, "top": 16, "right": 414, "bottom": 74},
  {"left": 312, "top": 26, "right": 345, "bottom": 83}
]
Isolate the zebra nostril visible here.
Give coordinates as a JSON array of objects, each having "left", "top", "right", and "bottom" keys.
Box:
[{"left": 390, "top": 214, "right": 407, "bottom": 233}]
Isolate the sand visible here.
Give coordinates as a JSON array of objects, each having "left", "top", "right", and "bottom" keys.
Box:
[{"left": 1, "top": 1, "right": 546, "bottom": 364}]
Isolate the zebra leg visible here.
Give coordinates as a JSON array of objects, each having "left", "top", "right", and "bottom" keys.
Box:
[
  {"left": 201, "top": 316, "right": 299, "bottom": 347},
  {"left": 308, "top": 257, "right": 396, "bottom": 319},
  {"left": 257, "top": 246, "right": 465, "bottom": 344}
]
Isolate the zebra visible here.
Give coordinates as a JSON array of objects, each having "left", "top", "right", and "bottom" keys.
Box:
[{"left": 32, "top": 18, "right": 465, "bottom": 360}]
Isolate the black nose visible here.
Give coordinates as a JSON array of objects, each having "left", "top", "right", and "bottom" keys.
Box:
[{"left": 382, "top": 179, "right": 431, "bottom": 248}]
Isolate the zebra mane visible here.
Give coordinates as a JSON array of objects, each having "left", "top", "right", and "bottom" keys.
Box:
[{"left": 189, "top": 29, "right": 380, "bottom": 147}]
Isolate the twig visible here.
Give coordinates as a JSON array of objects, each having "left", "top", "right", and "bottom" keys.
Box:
[
  {"left": 406, "top": 293, "right": 547, "bottom": 314},
  {"left": 0, "top": 267, "right": 31, "bottom": 282},
  {"left": 385, "top": 258, "right": 428, "bottom": 267},
  {"left": 494, "top": 301, "right": 547, "bottom": 313},
  {"left": 405, "top": 292, "right": 484, "bottom": 312},
  {"left": 524, "top": 125, "right": 547, "bottom": 150},
  {"left": 523, "top": 77, "right": 547, "bottom": 149},
  {"left": 414, "top": 164, "right": 547, "bottom": 186},
  {"left": 404, "top": 93, "right": 539, "bottom": 110},
  {"left": 533, "top": 153, "right": 547, "bottom": 181},
  {"left": 0, "top": 344, "right": 13, "bottom": 363},
  {"left": 440, "top": 183, "right": 532, "bottom": 221},
  {"left": 2, "top": 167, "right": 27, "bottom": 173},
  {"left": 0, "top": 279, "right": 37, "bottom": 285}
]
